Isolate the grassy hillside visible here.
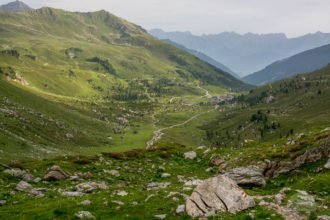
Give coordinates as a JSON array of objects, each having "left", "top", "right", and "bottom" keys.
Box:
[
  {"left": 202, "top": 65, "right": 330, "bottom": 149},
  {"left": 0, "top": 7, "right": 250, "bottom": 158},
  {"left": 0, "top": 7, "right": 247, "bottom": 99}
]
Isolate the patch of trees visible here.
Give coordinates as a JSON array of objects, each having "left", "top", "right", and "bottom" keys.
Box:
[
  {"left": 168, "top": 54, "right": 187, "bottom": 66},
  {"left": 0, "top": 66, "right": 16, "bottom": 78},
  {"left": 250, "top": 110, "right": 280, "bottom": 138},
  {"left": 1, "top": 50, "right": 20, "bottom": 59},
  {"left": 87, "top": 57, "right": 117, "bottom": 75}
]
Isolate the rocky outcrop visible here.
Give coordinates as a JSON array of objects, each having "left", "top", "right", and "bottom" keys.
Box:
[
  {"left": 186, "top": 175, "right": 255, "bottom": 218},
  {"left": 265, "top": 143, "right": 330, "bottom": 178},
  {"left": 43, "top": 165, "right": 70, "bottom": 181},
  {"left": 224, "top": 165, "right": 266, "bottom": 187}
]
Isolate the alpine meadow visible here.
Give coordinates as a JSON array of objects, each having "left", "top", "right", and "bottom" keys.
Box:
[{"left": 0, "top": 1, "right": 329, "bottom": 220}]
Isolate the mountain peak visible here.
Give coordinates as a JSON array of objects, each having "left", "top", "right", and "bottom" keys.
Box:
[{"left": 0, "top": 0, "right": 32, "bottom": 12}]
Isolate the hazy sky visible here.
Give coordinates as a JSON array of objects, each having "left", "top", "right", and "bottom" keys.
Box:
[{"left": 2, "top": 0, "right": 330, "bottom": 37}]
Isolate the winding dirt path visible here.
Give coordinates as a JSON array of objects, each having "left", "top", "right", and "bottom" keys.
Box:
[{"left": 146, "top": 108, "right": 215, "bottom": 149}]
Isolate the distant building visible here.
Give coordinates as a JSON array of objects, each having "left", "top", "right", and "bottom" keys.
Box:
[{"left": 210, "top": 93, "right": 234, "bottom": 104}]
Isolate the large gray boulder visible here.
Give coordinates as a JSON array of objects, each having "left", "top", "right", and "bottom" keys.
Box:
[
  {"left": 224, "top": 165, "right": 266, "bottom": 187},
  {"left": 186, "top": 175, "right": 255, "bottom": 218}
]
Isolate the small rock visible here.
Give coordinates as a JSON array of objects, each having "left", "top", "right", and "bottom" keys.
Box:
[
  {"left": 209, "top": 156, "right": 225, "bottom": 166},
  {"left": 75, "top": 211, "right": 95, "bottom": 219},
  {"left": 0, "top": 200, "right": 6, "bottom": 206},
  {"left": 76, "top": 182, "right": 108, "bottom": 193},
  {"left": 145, "top": 182, "right": 171, "bottom": 190},
  {"left": 108, "top": 170, "right": 120, "bottom": 177},
  {"left": 3, "top": 169, "right": 33, "bottom": 181},
  {"left": 184, "top": 179, "right": 203, "bottom": 186},
  {"left": 80, "top": 200, "right": 91, "bottom": 206},
  {"left": 324, "top": 158, "right": 330, "bottom": 169},
  {"left": 154, "top": 214, "right": 167, "bottom": 219},
  {"left": 116, "top": 190, "right": 128, "bottom": 196},
  {"left": 176, "top": 205, "right": 185, "bottom": 215},
  {"left": 318, "top": 215, "right": 330, "bottom": 220},
  {"left": 161, "top": 173, "right": 171, "bottom": 178},
  {"left": 112, "top": 200, "right": 124, "bottom": 206},
  {"left": 33, "top": 177, "right": 42, "bottom": 183},
  {"left": 61, "top": 191, "right": 84, "bottom": 197},
  {"left": 16, "top": 181, "right": 33, "bottom": 192},
  {"left": 43, "top": 165, "right": 69, "bottom": 181},
  {"left": 184, "top": 151, "right": 197, "bottom": 160}
]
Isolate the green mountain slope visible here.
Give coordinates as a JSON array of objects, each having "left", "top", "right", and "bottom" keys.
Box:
[
  {"left": 0, "top": 7, "right": 248, "bottom": 99},
  {"left": 203, "top": 64, "right": 330, "bottom": 149},
  {"left": 243, "top": 44, "right": 330, "bottom": 85}
]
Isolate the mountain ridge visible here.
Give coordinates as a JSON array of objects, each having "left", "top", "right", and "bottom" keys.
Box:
[
  {"left": 0, "top": 0, "right": 32, "bottom": 12},
  {"left": 149, "top": 29, "right": 330, "bottom": 76},
  {"left": 243, "top": 44, "right": 330, "bottom": 85}
]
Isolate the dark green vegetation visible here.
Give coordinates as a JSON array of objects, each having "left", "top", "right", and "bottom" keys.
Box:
[
  {"left": 0, "top": 4, "right": 330, "bottom": 220},
  {"left": 243, "top": 44, "right": 330, "bottom": 85}
]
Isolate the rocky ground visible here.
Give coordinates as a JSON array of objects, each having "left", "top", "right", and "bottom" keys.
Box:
[{"left": 0, "top": 131, "right": 329, "bottom": 219}]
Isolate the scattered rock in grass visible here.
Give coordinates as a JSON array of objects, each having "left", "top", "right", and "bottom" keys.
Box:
[
  {"left": 145, "top": 182, "right": 171, "bottom": 190},
  {"left": 0, "top": 200, "right": 6, "bottom": 206},
  {"left": 324, "top": 158, "right": 330, "bottom": 169},
  {"left": 43, "top": 165, "right": 70, "bottom": 181},
  {"left": 184, "top": 151, "right": 197, "bottom": 160},
  {"left": 288, "top": 190, "right": 316, "bottom": 214},
  {"left": 80, "top": 200, "right": 92, "bottom": 206},
  {"left": 274, "top": 188, "right": 291, "bottom": 205},
  {"left": 15, "top": 181, "right": 46, "bottom": 197},
  {"left": 186, "top": 175, "right": 255, "bottom": 218},
  {"left": 112, "top": 200, "right": 124, "bottom": 206},
  {"left": 161, "top": 173, "right": 171, "bottom": 178},
  {"left": 197, "top": 146, "right": 207, "bottom": 150},
  {"left": 154, "top": 214, "right": 167, "bottom": 219},
  {"left": 3, "top": 169, "right": 33, "bottom": 182},
  {"left": 115, "top": 190, "right": 128, "bottom": 196},
  {"left": 183, "top": 187, "right": 192, "bottom": 191},
  {"left": 61, "top": 191, "right": 84, "bottom": 197},
  {"left": 176, "top": 205, "right": 185, "bottom": 215},
  {"left": 209, "top": 156, "right": 225, "bottom": 166},
  {"left": 75, "top": 211, "right": 95, "bottom": 219},
  {"left": 16, "top": 181, "right": 33, "bottom": 192},
  {"left": 76, "top": 181, "right": 108, "bottom": 193},
  {"left": 184, "top": 179, "right": 203, "bottom": 186},
  {"left": 33, "top": 177, "right": 42, "bottom": 183},
  {"left": 106, "top": 170, "right": 120, "bottom": 177},
  {"left": 318, "top": 215, "right": 330, "bottom": 220},
  {"left": 224, "top": 165, "right": 266, "bottom": 187}
]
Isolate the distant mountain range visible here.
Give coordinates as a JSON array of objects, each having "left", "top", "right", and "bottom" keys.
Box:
[
  {"left": 163, "top": 39, "right": 239, "bottom": 78},
  {"left": 150, "top": 29, "right": 330, "bottom": 77},
  {"left": 243, "top": 44, "right": 330, "bottom": 85},
  {"left": 0, "top": 0, "right": 32, "bottom": 12}
]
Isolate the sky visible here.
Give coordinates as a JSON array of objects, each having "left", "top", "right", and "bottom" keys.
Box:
[{"left": 1, "top": 0, "right": 330, "bottom": 37}]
